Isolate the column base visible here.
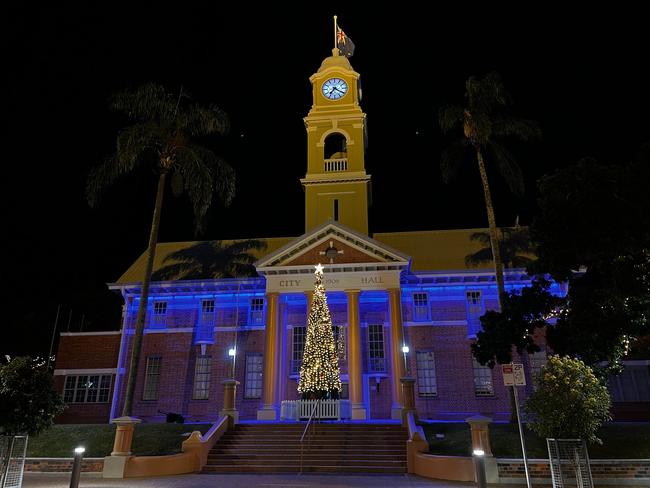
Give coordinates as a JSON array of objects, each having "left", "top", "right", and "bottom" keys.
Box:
[
  {"left": 257, "top": 407, "right": 278, "bottom": 420},
  {"left": 351, "top": 405, "right": 367, "bottom": 420},
  {"left": 484, "top": 456, "right": 499, "bottom": 483},
  {"left": 391, "top": 407, "right": 404, "bottom": 420},
  {"left": 102, "top": 455, "right": 131, "bottom": 479}
]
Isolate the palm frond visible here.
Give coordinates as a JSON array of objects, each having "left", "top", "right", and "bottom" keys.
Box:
[
  {"left": 86, "top": 154, "right": 139, "bottom": 207},
  {"left": 465, "top": 248, "right": 494, "bottom": 267},
  {"left": 469, "top": 231, "right": 492, "bottom": 245},
  {"left": 177, "top": 144, "right": 235, "bottom": 233},
  {"left": 176, "top": 103, "right": 230, "bottom": 137},
  {"left": 440, "top": 140, "right": 469, "bottom": 183},
  {"left": 492, "top": 115, "right": 541, "bottom": 141},
  {"left": 115, "top": 122, "right": 165, "bottom": 168},
  {"left": 110, "top": 83, "right": 177, "bottom": 123},
  {"left": 151, "top": 262, "right": 202, "bottom": 281},
  {"left": 488, "top": 141, "right": 524, "bottom": 196},
  {"left": 438, "top": 105, "right": 465, "bottom": 133}
]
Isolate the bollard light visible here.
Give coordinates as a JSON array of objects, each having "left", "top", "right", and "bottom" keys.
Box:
[
  {"left": 69, "top": 446, "right": 85, "bottom": 488},
  {"left": 228, "top": 347, "right": 237, "bottom": 378},
  {"left": 473, "top": 447, "right": 487, "bottom": 488}
]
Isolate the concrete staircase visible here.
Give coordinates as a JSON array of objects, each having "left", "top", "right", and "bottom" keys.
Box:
[{"left": 202, "top": 422, "right": 407, "bottom": 473}]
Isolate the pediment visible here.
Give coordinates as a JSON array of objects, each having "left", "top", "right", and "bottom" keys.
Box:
[{"left": 255, "top": 221, "right": 410, "bottom": 274}]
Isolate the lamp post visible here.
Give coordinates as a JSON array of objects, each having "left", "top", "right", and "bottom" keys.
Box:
[
  {"left": 401, "top": 345, "right": 409, "bottom": 374},
  {"left": 69, "top": 446, "right": 85, "bottom": 488},
  {"left": 473, "top": 448, "right": 487, "bottom": 488},
  {"left": 228, "top": 347, "right": 236, "bottom": 379}
]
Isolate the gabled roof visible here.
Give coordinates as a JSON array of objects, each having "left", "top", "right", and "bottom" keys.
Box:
[{"left": 255, "top": 221, "right": 411, "bottom": 273}]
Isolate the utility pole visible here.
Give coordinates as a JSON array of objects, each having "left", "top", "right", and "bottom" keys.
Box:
[{"left": 46, "top": 305, "right": 61, "bottom": 370}]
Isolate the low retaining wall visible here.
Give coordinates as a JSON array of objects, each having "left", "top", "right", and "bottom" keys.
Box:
[
  {"left": 498, "top": 458, "right": 650, "bottom": 485},
  {"left": 25, "top": 458, "right": 104, "bottom": 473}
]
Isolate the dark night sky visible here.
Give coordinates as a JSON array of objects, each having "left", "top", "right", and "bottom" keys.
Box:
[{"left": 5, "top": 5, "right": 649, "bottom": 356}]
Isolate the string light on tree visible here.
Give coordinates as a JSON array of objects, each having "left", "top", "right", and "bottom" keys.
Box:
[{"left": 297, "top": 263, "right": 342, "bottom": 399}]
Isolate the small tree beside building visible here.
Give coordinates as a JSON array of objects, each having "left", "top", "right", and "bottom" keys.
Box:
[{"left": 525, "top": 355, "right": 611, "bottom": 443}]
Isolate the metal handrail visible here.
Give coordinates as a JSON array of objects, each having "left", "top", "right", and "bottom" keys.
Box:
[{"left": 299, "top": 398, "right": 321, "bottom": 473}]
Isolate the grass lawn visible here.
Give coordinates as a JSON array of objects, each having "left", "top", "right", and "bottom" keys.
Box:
[
  {"left": 27, "top": 423, "right": 211, "bottom": 458},
  {"left": 418, "top": 421, "right": 650, "bottom": 459}
]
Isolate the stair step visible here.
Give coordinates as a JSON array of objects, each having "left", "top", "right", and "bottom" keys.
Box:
[{"left": 202, "top": 465, "right": 407, "bottom": 473}]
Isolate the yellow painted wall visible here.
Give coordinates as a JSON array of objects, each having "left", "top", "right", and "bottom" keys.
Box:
[{"left": 302, "top": 51, "right": 370, "bottom": 235}]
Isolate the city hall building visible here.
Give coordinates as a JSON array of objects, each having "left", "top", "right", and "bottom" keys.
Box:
[{"left": 55, "top": 47, "right": 571, "bottom": 424}]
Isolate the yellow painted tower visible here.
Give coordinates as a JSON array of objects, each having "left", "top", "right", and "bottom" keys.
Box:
[{"left": 301, "top": 48, "right": 371, "bottom": 235}]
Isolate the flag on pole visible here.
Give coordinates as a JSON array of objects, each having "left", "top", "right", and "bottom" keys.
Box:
[{"left": 337, "top": 26, "right": 355, "bottom": 58}]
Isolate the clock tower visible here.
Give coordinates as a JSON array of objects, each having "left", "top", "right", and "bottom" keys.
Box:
[{"left": 301, "top": 48, "right": 371, "bottom": 235}]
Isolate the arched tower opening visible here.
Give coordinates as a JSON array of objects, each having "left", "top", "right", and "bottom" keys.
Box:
[{"left": 324, "top": 133, "right": 348, "bottom": 172}]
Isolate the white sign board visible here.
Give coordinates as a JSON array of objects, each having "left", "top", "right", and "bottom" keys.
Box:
[{"left": 502, "top": 363, "right": 526, "bottom": 386}]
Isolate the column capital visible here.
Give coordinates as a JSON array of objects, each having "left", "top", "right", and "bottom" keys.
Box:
[
  {"left": 344, "top": 288, "right": 361, "bottom": 295},
  {"left": 266, "top": 291, "right": 280, "bottom": 298},
  {"left": 387, "top": 287, "right": 402, "bottom": 295}
]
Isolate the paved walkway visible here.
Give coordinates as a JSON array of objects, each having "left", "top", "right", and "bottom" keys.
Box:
[{"left": 23, "top": 473, "right": 476, "bottom": 488}]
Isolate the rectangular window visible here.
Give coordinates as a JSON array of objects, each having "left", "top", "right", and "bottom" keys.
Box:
[
  {"left": 63, "top": 374, "right": 112, "bottom": 403},
  {"left": 473, "top": 357, "right": 494, "bottom": 396},
  {"left": 291, "top": 326, "right": 306, "bottom": 374},
  {"left": 334, "top": 199, "right": 339, "bottom": 221},
  {"left": 413, "top": 293, "right": 429, "bottom": 321},
  {"left": 244, "top": 353, "right": 263, "bottom": 399},
  {"left": 195, "top": 299, "right": 215, "bottom": 343},
  {"left": 143, "top": 356, "right": 162, "bottom": 400},
  {"left": 466, "top": 291, "right": 484, "bottom": 336},
  {"left": 416, "top": 351, "right": 438, "bottom": 396},
  {"left": 367, "top": 324, "right": 386, "bottom": 372},
  {"left": 249, "top": 297, "right": 265, "bottom": 326},
  {"left": 151, "top": 301, "right": 168, "bottom": 328},
  {"left": 192, "top": 356, "right": 211, "bottom": 400}
]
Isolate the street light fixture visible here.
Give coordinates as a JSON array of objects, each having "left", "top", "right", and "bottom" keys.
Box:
[
  {"left": 401, "top": 345, "right": 409, "bottom": 374},
  {"left": 228, "top": 347, "right": 236, "bottom": 378},
  {"left": 70, "top": 447, "right": 85, "bottom": 488}
]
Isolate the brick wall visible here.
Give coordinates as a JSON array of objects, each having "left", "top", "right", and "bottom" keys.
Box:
[
  {"left": 55, "top": 333, "right": 120, "bottom": 369},
  {"left": 497, "top": 459, "right": 650, "bottom": 481},
  {"left": 25, "top": 458, "right": 104, "bottom": 473}
]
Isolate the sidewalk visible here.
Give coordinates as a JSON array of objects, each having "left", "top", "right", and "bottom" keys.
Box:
[{"left": 23, "top": 472, "right": 476, "bottom": 488}]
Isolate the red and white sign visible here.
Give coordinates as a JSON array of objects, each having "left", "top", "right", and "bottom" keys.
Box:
[{"left": 502, "top": 363, "right": 526, "bottom": 386}]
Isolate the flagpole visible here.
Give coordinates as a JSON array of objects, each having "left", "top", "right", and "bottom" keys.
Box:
[{"left": 334, "top": 15, "right": 338, "bottom": 50}]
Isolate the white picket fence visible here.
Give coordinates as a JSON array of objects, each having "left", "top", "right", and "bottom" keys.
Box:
[{"left": 281, "top": 399, "right": 351, "bottom": 420}]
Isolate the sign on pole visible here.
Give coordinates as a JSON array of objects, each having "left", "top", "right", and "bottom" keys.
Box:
[{"left": 502, "top": 363, "right": 526, "bottom": 386}]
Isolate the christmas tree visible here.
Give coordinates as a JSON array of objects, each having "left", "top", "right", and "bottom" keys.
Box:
[{"left": 298, "top": 264, "right": 342, "bottom": 399}]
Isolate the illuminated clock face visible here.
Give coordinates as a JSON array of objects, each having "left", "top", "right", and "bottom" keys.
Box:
[{"left": 322, "top": 78, "right": 349, "bottom": 100}]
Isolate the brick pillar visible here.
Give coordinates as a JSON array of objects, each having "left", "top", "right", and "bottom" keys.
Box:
[
  {"left": 400, "top": 377, "right": 417, "bottom": 426},
  {"left": 220, "top": 379, "right": 240, "bottom": 427},
  {"left": 388, "top": 288, "right": 405, "bottom": 419},
  {"left": 258, "top": 292, "right": 280, "bottom": 420},
  {"left": 466, "top": 415, "right": 499, "bottom": 483},
  {"left": 346, "top": 289, "right": 366, "bottom": 419}
]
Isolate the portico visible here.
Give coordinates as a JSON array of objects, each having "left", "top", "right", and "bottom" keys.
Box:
[{"left": 254, "top": 221, "right": 410, "bottom": 420}]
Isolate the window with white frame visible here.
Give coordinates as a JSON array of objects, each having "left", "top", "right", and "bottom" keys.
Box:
[
  {"left": 151, "top": 301, "right": 168, "bottom": 328},
  {"left": 195, "top": 299, "right": 215, "bottom": 343},
  {"left": 249, "top": 297, "right": 265, "bottom": 326},
  {"left": 63, "top": 375, "right": 112, "bottom": 403},
  {"left": 192, "top": 356, "right": 211, "bottom": 400},
  {"left": 244, "top": 353, "right": 263, "bottom": 399},
  {"left": 472, "top": 357, "right": 494, "bottom": 396},
  {"left": 413, "top": 292, "right": 429, "bottom": 321},
  {"left": 367, "top": 324, "right": 386, "bottom": 372},
  {"left": 529, "top": 349, "right": 548, "bottom": 386},
  {"left": 143, "top": 356, "right": 162, "bottom": 400},
  {"left": 416, "top": 351, "right": 438, "bottom": 396},
  {"left": 291, "top": 326, "right": 306, "bottom": 374},
  {"left": 466, "top": 291, "right": 483, "bottom": 336}
]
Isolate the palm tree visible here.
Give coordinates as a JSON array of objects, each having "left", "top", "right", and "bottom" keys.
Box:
[
  {"left": 86, "top": 83, "right": 235, "bottom": 417},
  {"left": 465, "top": 225, "right": 535, "bottom": 269},
  {"left": 151, "top": 239, "right": 267, "bottom": 281},
  {"left": 439, "top": 72, "right": 540, "bottom": 306}
]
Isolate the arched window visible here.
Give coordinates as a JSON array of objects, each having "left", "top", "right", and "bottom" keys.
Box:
[{"left": 324, "top": 133, "right": 347, "bottom": 159}]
